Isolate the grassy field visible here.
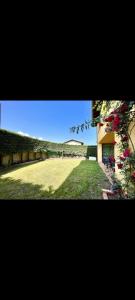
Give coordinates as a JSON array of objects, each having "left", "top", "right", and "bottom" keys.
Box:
[{"left": 0, "top": 159, "right": 110, "bottom": 199}]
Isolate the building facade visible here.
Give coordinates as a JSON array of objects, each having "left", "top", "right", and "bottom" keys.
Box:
[
  {"left": 64, "top": 139, "right": 84, "bottom": 145},
  {"left": 92, "top": 100, "right": 135, "bottom": 181}
]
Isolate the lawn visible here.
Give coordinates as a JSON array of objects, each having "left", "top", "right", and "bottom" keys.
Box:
[{"left": 0, "top": 159, "right": 110, "bottom": 199}]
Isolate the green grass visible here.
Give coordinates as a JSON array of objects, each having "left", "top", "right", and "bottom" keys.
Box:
[{"left": 0, "top": 159, "right": 110, "bottom": 199}]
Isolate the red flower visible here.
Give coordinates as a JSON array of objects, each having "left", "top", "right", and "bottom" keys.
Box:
[
  {"left": 99, "top": 123, "right": 104, "bottom": 126},
  {"left": 123, "top": 148, "right": 131, "bottom": 157},
  {"left": 104, "top": 117, "right": 109, "bottom": 122},
  {"left": 131, "top": 171, "right": 135, "bottom": 181},
  {"left": 119, "top": 156, "right": 125, "bottom": 161},
  {"left": 117, "top": 163, "right": 123, "bottom": 169},
  {"left": 132, "top": 171, "right": 135, "bottom": 178},
  {"left": 106, "top": 123, "right": 110, "bottom": 127},
  {"left": 112, "top": 141, "right": 117, "bottom": 145},
  {"left": 121, "top": 136, "right": 128, "bottom": 142},
  {"left": 104, "top": 115, "right": 114, "bottom": 122}
]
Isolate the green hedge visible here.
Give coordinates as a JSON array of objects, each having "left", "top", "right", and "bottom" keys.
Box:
[
  {"left": 0, "top": 129, "right": 46, "bottom": 154},
  {"left": 0, "top": 129, "right": 97, "bottom": 158}
]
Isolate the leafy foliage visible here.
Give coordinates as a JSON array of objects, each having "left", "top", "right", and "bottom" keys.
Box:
[
  {"left": 0, "top": 129, "right": 97, "bottom": 158},
  {"left": 70, "top": 100, "right": 135, "bottom": 199},
  {"left": 102, "top": 100, "right": 135, "bottom": 199}
]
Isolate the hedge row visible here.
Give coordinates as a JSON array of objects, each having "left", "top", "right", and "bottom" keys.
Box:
[{"left": 0, "top": 129, "right": 97, "bottom": 158}]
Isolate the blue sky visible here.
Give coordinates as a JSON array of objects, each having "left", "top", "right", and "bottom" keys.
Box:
[{"left": 0, "top": 100, "right": 96, "bottom": 145}]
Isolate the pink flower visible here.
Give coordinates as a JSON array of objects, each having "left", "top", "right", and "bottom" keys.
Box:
[
  {"left": 123, "top": 148, "right": 131, "bottom": 157},
  {"left": 112, "top": 126, "right": 118, "bottom": 132},
  {"left": 114, "top": 115, "right": 120, "bottom": 126},
  {"left": 111, "top": 115, "right": 121, "bottom": 132}
]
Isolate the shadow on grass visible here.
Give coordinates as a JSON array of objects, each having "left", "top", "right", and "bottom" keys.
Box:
[
  {"left": 0, "top": 176, "right": 54, "bottom": 199},
  {"left": 0, "top": 160, "right": 110, "bottom": 200}
]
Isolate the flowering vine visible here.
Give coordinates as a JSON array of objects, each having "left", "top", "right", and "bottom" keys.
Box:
[
  {"left": 103, "top": 100, "right": 135, "bottom": 199},
  {"left": 70, "top": 100, "right": 135, "bottom": 199}
]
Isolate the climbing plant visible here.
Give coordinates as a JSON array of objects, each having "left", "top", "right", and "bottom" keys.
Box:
[
  {"left": 70, "top": 100, "right": 135, "bottom": 199},
  {"left": 103, "top": 100, "right": 135, "bottom": 199}
]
